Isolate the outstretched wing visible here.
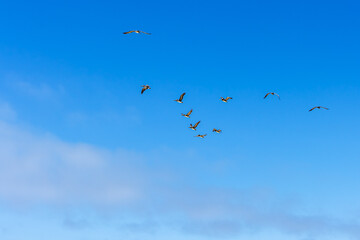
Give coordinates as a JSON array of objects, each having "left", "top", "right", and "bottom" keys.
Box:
[
  {"left": 187, "top": 109, "right": 193, "bottom": 116},
  {"left": 225, "top": 97, "right": 232, "bottom": 101},
  {"left": 264, "top": 93, "right": 270, "bottom": 99},
  {"left": 179, "top": 92, "right": 186, "bottom": 101},
  {"left": 194, "top": 121, "right": 200, "bottom": 128},
  {"left": 309, "top": 107, "right": 317, "bottom": 112},
  {"left": 141, "top": 87, "right": 146, "bottom": 94},
  {"left": 140, "top": 31, "right": 151, "bottom": 35},
  {"left": 320, "top": 106, "right": 329, "bottom": 110},
  {"left": 123, "top": 30, "right": 135, "bottom": 34},
  {"left": 274, "top": 93, "right": 281, "bottom": 99},
  {"left": 213, "top": 128, "right": 216, "bottom": 132}
]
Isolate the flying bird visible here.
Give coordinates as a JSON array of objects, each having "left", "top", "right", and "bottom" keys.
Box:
[
  {"left": 189, "top": 121, "right": 200, "bottom": 131},
  {"left": 123, "top": 30, "right": 151, "bottom": 35},
  {"left": 309, "top": 106, "right": 329, "bottom": 112},
  {"left": 221, "top": 97, "right": 232, "bottom": 103},
  {"left": 264, "top": 92, "right": 280, "bottom": 100},
  {"left": 174, "top": 93, "right": 186, "bottom": 103},
  {"left": 213, "top": 128, "right": 222, "bottom": 133},
  {"left": 195, "top": 134, "right": 207, "bottom": 138},
  {"left": 181, "top": 109, "right": 193, "bottom": 118},
  {"left": 141, "top": 85, "right": 151, "bottom": 94}
]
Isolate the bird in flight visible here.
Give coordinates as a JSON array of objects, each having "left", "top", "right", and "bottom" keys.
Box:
[
  {"left": 141, "top": 85, "right": 151, "bottom": 94},
  {"left": 181, "top": 109, "right": 193, "bottom": 118},
  {"left": 195, "top": 134, "right": 207, "bottom": 138},
  {"left": 174, "top": 93, "right": 186, "bottom": 103},
  {"left": 309, "top": 106, "right": 329, "bottom": 112},
  {"left": 123, "top": 30, "right": 151, "bottom": 35},
  {"left": 189, "top": 121, "right": 200, "bottom": 131},
  {"left": 221, "top": 97, "right": 232, "bottom": 103},
  {"left": 264, "top": 92, "right": 280, "bottom": 100},
  {"left": 212, "top": 128, "right": 222, "bottom": 133}
]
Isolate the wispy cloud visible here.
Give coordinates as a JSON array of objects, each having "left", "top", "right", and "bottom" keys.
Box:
[
  {"left": 0, "top": 107, "right": 359, "bottom": 239},
  {"left": 176, "top": 196, "right": 360, "bottom": 238},
  {"left": 14, "top": 80, "right": 56, "bottom": 98},
  {"left": 118, "top": 220, "right": 159, "bottom": 235},
  {"left": 0, "top": 101, "right": 17, "bottom": 120},
  {"left": 3, "top": 73, "right": 64, "bottom": 99},
  {"left": 63, "top": 217, "right": 91, "bottom": 230},
  {"left": 0, "top": 120, "right": 146, "bottom": 206},
  {"left": 66, "top": 106, "right": 142, "bottom": 126}
]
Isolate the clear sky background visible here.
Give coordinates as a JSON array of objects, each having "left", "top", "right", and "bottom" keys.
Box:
[{"left": 0, "top": 0, "right": 360, "bottom": 239}]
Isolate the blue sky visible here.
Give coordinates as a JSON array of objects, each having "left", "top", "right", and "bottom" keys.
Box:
[{"left": 0, "top": 0, "right": 360, "bottom": 239}]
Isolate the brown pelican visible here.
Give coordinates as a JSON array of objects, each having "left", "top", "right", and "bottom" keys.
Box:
[
  {"left": 189, "top": 121, "right": 200, "bottom": 131},
  {"left": 195, "top": 134, "right": 207, "bottom": 138},
  {"left": 181, "top": 109, "right": 193, "bottom": 118},
  {"left": 220, "top": 97, "right": 232, "bottom": 103},
  {"left": 264, "top": 92, "right": 280, "bottom": 100},
  {"left": 309, "top": 106, "right": 329, "bottom": 112},
  {"left": 212, "top": 128, "right": 222, "bottom": 133},
  {"left": 123, "top": 30, "right": 151, "bottom": 35},
  {"left": 174, "top": 93, "right": 186, "bottom": 103},
  {"left": 141, "top": 85, "right": 151, "bottom": 94}
]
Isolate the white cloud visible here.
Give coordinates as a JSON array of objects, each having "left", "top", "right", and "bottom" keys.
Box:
[
  {"left": 0, "top": 120, "right": 146, "bottom": 206},
  {"left": 0, "top": 106, "right": 359, "bottom": 239}
]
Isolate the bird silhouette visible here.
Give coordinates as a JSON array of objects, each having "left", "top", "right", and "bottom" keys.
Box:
[
  {"left": 221, "top": 97, "right": 232, "bottom": 103},
  {"left": 123, "top": 30, "right": 151, "bottom": 35},
  {"left": 181, "top": 109, "right": 193, "bottom": 118},
  {"left": 174, "top": 93, "right": 186, "bottom": 103},
  {"left": 264, "top": 92, "right": 280, "bottom": 100},
  {"left": 212, "top": 128, "right": 222, "bottom": 133},
  {"left": 195, "top": 134, "right": 207, "bottom": 138},
  {"left": 141, "top": 85, "right": 151, "bottom": 94},
  {"left": 309, "top": 106, "right": 329, "bottom": 112},
  {"left": 189, "top": 121, "right": 200, "bottom": 131}
]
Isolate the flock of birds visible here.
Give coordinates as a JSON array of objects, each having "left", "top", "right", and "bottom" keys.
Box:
[{"left": 126, "top": 30, "right": 329, "bottom": 139}]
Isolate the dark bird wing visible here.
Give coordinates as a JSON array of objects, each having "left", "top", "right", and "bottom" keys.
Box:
[
  {"left": 187, "top": 109, "right": 193, "bottom": 115},
  {"left": 123, "top": 30, "right": 135, "bottom": 34},
  {"left": 309, "top": 107, "right": 317, "bottom": 112},
  {"left": 141, "top": 87, "right": 146, "bottom": 94},
  {"left": 264, "top": 93, "right": 270, "bottom": 99},
  {"left": 140, "top": 31, "right": 151, "bottom": 35},
  {"left": 194, "top": 121, "right": 200, "bottom": 128},
  {"left": 225, "top": 97, "right": 232, "bottom": 101},
  {"left": 179, "top": 93, "right": 186, "bottom": 101}
]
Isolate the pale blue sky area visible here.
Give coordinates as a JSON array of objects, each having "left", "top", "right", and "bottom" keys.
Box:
[{"left": 0, "top": 0, "right": 360, "bottom": 239}]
